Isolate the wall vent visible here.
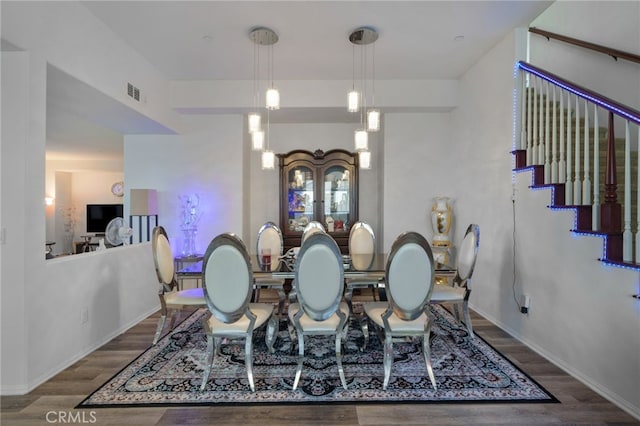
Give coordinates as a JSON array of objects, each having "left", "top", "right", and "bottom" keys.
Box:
[{"left": 127, "top": 82, "right": 141, "bottom": 102}]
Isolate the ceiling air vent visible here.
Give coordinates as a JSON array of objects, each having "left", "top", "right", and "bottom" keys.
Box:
[{"left": 127, "top": 82, "right": 141, "bottom": 102}]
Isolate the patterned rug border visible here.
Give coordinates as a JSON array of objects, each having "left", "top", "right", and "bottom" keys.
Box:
[{"left": 77, "top": 306, "right": 559, "bottom": 408}]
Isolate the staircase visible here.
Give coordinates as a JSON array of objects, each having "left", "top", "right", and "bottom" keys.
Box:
[{"left": 513, "top": 64, "right": 640, "bottom": 269}]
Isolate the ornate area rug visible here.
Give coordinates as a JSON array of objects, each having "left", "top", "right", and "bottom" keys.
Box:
[{"left": 78, "top": 305, "right": 557, "bottom": 407}]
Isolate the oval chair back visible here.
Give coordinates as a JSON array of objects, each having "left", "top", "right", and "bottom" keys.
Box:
[
  {"left": 202, "top": 233, "right": 253, "bottom": 324},
  {"left": 256, "top": 222, "right": 283, "bottom": 271},
  {"left": 385, "top": 232, "right": 435, "bottom": 322},
  {"left": 349, "top": 221, "right": 375, "bottom": 254},
  {"left": 456, "top": 224, "right": 480, "bottom": 286},
  {"left": 152, "top": 226, "right": 175, "bottom": 291},
  {"left": 301, "top": 221, "right": 325, "bottom": 245},
  {"left": 295, "top": 232, "right": 344, "bottom": 322}
]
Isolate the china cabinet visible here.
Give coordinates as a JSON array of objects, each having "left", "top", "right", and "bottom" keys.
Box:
[{"left": 278, "top": 149, "right": 358, "bottom": 253}]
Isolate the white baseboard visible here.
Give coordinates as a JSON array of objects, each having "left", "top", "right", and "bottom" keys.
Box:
[
  {"left": 0, "top": 305, "right": 159, "bottom": 396},
  {"left": 471, "top": 305, "right": 640, "bottom": 421}
]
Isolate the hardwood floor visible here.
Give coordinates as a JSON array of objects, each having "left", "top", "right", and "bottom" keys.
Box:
[{"left": 2, "top": 292, "right": 638, "bottom": 425}]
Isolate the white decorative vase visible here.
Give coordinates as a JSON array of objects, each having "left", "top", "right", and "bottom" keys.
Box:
[{"left": 431, "top": 197, "right": 453, "bottom": 247}]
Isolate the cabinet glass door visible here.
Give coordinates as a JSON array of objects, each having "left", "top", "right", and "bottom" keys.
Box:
[
  {"left": 287, "top": 166, "right": 315, "bottom": 231},
  {"left": 323, "top": 166, "right": 351, "bottom": 233}
]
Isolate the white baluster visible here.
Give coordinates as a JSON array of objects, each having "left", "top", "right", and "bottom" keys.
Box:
[
  {"left": 544, "top": 81, "right": 551, "bottom": 183},
  {"left": 573, "top": 96, "right": 582, "bottom": 205},
  {"left": 582, "top": 100, "right": 591, "bottom": 205},
  {"left": 538, "top": 79, "right": 545, "bottom": 166},
  {"left": 559, "top": 89, "right": 566, "bottom": 185},
  {"left": 565, "top": 92, "right": 573, "bottom": 205},
  {"left": 520, "top": 72, "right": 527, "bottom": 152},
  {"left": 532, "top": 77, "right": 539, "bottom": 165},
  {"left": 623, "top": 121, "right": 632, "bottom": 262},
  {"left": 551, "top": 86, "right": 558, "bottom": 183},
  {"left": 636, "top": 126, "right": 640, "bottom": 263},
  {"left": 526, "top": 77, "right": 533, "bottom": 165},
  {"left": 592, "top": 106, "right": 600, "bottom": 231}
]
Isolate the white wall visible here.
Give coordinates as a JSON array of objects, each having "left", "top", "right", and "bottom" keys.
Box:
[
  {"left": 124, "top": 115, "right": 245, "bottom": 256},
  {"left": 1, "top": 51, "right": 32, "bottom": 393},
  {"left": 529, "top": 1, "right": 640, "bottom": 111},
  {"left": 29, "top": 244, "right": 158, "bottom": 390},
  {"left": 383, "top": 112, "right": 455, "bottom": 250}
]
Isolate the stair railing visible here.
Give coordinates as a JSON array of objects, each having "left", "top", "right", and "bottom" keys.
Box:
[{"left": 515, "top": 61, "right": 640, "bottom": 265}]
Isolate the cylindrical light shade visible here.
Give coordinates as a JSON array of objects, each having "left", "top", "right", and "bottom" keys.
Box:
[
  {"left": 359, "top": 151, "right": 372, "bottom": 169},
  {"left": 261, "top": 150, "right": 276, "bottom": 170},
  {"left": 367, "top": 109, "right": 380, "bottom": 131},
  {"left": 130, "top": 189, "right": 158, "bottom": 215},
  {"left": 354, "top": 129, "right": 368, "bottom": 152},
  {"left": 251, "top": 130, "right": 265, "bottom": 151},
  {"left": 348, "top": 91, "right": 360, "bottom": 112},
  {"left": 248, "top": 113, "right": 261, "bottom": 133},
  {"left": 266, "top": 88, "right": 280, "bottom": 110}
]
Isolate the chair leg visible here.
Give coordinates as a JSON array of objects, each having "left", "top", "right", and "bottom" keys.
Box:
[
  {"left": 452, "top": 304, "right": 461, "bottom": 322},
  {"left": 167, "top": 308, "right": 180, "bottom": 332},
  {"left": 276, "top": 288, "right": 286, "bottom": 321},
  {"left": 423, "top": 313, "right": 437, "bottom": 391},
  {"left": 287, "top": 321, "right": 297, "bottom": 353},
  {"left": 200, "top": 322, "right": 215, "bottom": 391},
  {"left": 344, "top": 286, "right": 354, "bottom": 314},
  {"left": 245, "top": 334, "right": 255, "bottom": 392},
  {"left": 265, "top": 316, "right": 278, "bottom": 353},
  {"left": 335, "top": 332, "right": 348, "bottom": 390},
  {"left": 422, "top": 330, "right": 437, "bottom": 391},
  {"left": 152, "top": 314, "right": 167, "bottom": 345},
  {"left": 382, "top": 334, "right": 394, "bottom": 390},
  {"left": 292, "top": 331, "right": 305, "bottom": 390},
  {"left": 359, "top": 316, "right": 370, "bottom": 352},
  {"left": 462, "top": 301, "right": 474, "bottom": 338}
]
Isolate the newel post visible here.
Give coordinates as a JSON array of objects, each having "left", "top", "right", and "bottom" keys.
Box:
[{"left": 600, "top": 112, "right": 621, "bottom": 232}]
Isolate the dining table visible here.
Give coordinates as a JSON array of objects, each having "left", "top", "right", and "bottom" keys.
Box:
[{"left": 177, "top": 251, "right": 456, "bottom": 288}]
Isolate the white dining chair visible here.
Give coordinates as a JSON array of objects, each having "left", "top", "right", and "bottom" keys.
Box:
[
  {"left": 200, "top": 233, "right": 278, "bottom": 392},
  {"left": 344, "top": 222, "right": 381, "bottom": 312},
  {"left": 254, "top": 221, "right": 286, "bottom": 319},
  {"left": 301, "top": 220, "right": 325, "bottom": 245},
  {"left": 288, "top": 232, "right": 350, "bottom": 390},
  {"left": 361, "top": 231, "right": 438, "bottom": 391},
  {"left": 151, "top": 226, "right": 206, "bottom": 346},
  {"left": 430, "top": 223, "right": 480, "bottom": 338}
]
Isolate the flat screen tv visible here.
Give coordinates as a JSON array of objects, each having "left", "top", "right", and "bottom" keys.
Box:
[{"left": 86, "top": 204, "right": 123, "bottom": 234}]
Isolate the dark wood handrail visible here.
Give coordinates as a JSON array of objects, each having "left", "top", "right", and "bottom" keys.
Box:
[
  {"left": 529, "top": 27, "right": 640, "bottom": 65},
  {"left": 517, "top": 61, "right": 640, "bottom": 125}
]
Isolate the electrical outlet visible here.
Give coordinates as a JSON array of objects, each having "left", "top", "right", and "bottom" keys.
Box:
[
  {"left": 81, "top": 307, "right": 89, "bottom": 324},
  {"left": 520, "top": 294, "right": 530, "bottom": 314}
]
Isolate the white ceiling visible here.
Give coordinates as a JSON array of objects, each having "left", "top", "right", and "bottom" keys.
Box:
[{"left": 45, "top": 0, "right": 553, "bottom": 161}]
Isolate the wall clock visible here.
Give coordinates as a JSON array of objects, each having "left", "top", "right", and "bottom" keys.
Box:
[{"left": 111, "top": 181, "right": 124, "bottom": 197}]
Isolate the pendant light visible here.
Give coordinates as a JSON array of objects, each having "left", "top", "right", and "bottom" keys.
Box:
[
  {"left": 347, "top": 44, "right": 359, "bottom": 112},
  {"left": 359, "top": 151, "right": 372, "bottom": 170},
  {"left": 366, "top": 37, "right": 380, "bottom": 132},
  {"left": 249, "top": 27, "right": 279, "bottom": 169},
  {"left": 265, "top": 30, "right": 280, "bottom": 110},
  {"left": 349, "top": 27, "right": 378, "bottom": 152}
]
